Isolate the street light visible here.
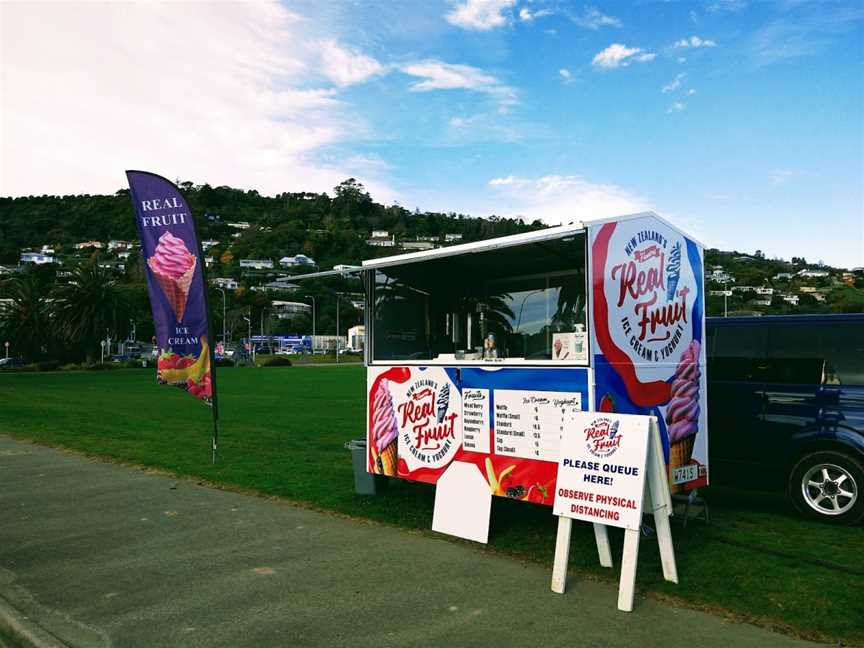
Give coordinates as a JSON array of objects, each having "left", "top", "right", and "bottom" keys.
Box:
[
  {"left": 216, "top": 287, "right": 227, "bottom": 346},
  {"left": 336, "top": 293, "right": 340, "bottom": 365},
  {"left": 307, "top": 295, "right": 316, "bottom": 341}
]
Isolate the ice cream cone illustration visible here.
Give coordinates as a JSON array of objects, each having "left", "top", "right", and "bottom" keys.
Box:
[
  {"left": 436, "top": 383, "right": 450, "bottom": 423},
  {"left": 666, "top": 242, "right": 681, "bottom": 302},
  {"left": 371, "top": 379, "right": 399, "bottom": 476},
  {"left": 665, "top": 340, "right": 701, "bottom": 493},
  {"left": 147, "top": 231, "right": 197, "bottom": 322}
]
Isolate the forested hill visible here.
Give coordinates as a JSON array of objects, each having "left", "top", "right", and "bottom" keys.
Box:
[{"left": 0, "top": 179, "right": 540, "bottom": 268}]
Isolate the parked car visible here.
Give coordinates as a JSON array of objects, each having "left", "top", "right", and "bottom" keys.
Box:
[
  {"left": 0, "top": 357, "right": 24, "bottom": 367},
  {"left": 706, "top": 314, "right": 864, "bottom": 525}
]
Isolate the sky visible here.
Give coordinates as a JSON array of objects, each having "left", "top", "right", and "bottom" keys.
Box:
[{"left": 1, "top": 0, "right": 862, "bottom": 268}]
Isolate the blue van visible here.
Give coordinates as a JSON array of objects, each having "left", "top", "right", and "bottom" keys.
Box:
[{"left": 706, "top": 314, "right": 864, "bottom": 525}]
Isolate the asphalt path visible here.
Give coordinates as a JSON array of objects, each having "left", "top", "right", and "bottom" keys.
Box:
[{"left": 0, "top": 436, "right": 820, "bottom": 648}]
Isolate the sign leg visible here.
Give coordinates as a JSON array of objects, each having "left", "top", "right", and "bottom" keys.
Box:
[
  {"left": 551, "top": 516, "right": 572, "bottom": 594},
  {"left": 617, "top": 528, "right": 641, "bottom": 612},
  {"left": 593, "top": 523, "right": 613, "bottom": 568},
  {"left": 653, "top": 504, "right": 678, "bottom": 583}
]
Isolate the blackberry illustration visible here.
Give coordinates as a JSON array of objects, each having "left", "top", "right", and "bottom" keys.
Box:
[{"left": 506, "top": 485, "right": 526, "bottom": 499}]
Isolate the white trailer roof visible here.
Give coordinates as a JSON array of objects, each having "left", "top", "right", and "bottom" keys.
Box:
[{"left": 361, "top": 210, "right": 703, "bottom": 271}]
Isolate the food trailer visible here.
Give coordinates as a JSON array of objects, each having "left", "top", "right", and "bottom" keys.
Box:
[{"left": 363, "top": 211, "right": 707, "bottom": 506}]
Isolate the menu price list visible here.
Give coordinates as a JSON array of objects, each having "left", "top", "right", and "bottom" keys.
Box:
[
  {"left": 493, "top": 390, "right": 582, "bottom": 462},
  {"left": 462, "top": 388, "right": 490, "bottom": 454}
]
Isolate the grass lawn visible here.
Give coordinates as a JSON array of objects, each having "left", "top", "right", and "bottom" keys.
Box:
[{"left": 1, "top": 366, "right": 862, "bottom": 644}]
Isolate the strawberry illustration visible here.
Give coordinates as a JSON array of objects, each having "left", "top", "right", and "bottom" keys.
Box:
[{"left": 599, "top": 393, "right": 615, "bottom": 413}]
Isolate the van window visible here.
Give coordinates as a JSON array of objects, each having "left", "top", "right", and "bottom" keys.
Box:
[
  {"left": 767, "top": 321, "right": 864, "bottom": 386},
  {"left": 709, "top": 324, "right": 768, "bottom": 381}
]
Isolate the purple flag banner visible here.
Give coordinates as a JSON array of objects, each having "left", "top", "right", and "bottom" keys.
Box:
[{"left": 126, "top": 171, "right": 216, "bottom": 410}]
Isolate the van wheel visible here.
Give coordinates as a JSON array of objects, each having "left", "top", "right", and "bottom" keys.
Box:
[{"left": 789, "top": 451, "right": 864, "bottom": 525}]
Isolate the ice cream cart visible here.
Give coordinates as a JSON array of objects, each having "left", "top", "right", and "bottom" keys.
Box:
[{"left": 363, "top": 211, "right": 707, "bottom": 508}]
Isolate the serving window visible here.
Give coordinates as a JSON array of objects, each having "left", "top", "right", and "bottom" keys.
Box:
[{"left": 371, "top": 234, "right": 588, "bottom": 364}]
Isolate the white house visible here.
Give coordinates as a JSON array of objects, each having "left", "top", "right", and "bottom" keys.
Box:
[
  {"left": 400, "top": 240, "right": 436, "bottom": 251},
  {"left": 117, "top": 251, "right": 132, "bottom": 260},
  {"left": 347, "top": 325, "right": 365, "bottom": 352},
  {"left": 227, "top": 221, "right": 250, "bottom": 230},
  {"left": 367, "top": 233, "right": 396, "bottom": 247},
  {"left": 271, "top": 301, "right": 312, "bottom": 318},
  {"left": 444, "top": 233, "right": 463, "bottom": 242},
  {"left": 239, "top": 259, "right": 274, "bottom": 270},
  {"left": 279, "top": 254, "right": 316, "bottom": 268},
  {"left": 201, "top": 240, "right": 220, "bottom": 250},
  {"left": 755, "top": 287, "right": 774, "bottom": 296},
  {"left": 782, "top": 294, "right": 800, "bottom": 305},
  {"left": 797, "top": 269, "right": 829, "bottom": 278},
  {"left": 773, "top": 272, "right": 793, "bottom": 281},
  {"left": 107, "top": 240, "right": 131, "bottom": 251},
  {"left": 251, "top": 280, "right": 299, "bottom": 293},
  {"left": 211, "top": 277, "right": 239, "bottom": 290},
  {"left": 709, "top": 290, "right": 733, "bottom": 297},
  {"left": 20, "top": 251, "right": 56, "bottom": 265},
  {"left": 74, "top": 240, "right": 103, "bottom": 250},
  {"left": 41, "top": 245, "right": 56, "bottom": 255}
]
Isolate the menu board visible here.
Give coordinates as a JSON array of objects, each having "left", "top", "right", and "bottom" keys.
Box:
[
  {"left": 493, "top": 390, "right": 582, "bottom": 462},
  {"left": 462, "top": 388, "right": 490, "bottom": 454}
]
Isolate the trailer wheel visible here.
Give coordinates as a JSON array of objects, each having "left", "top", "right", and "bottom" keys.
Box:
[{"left": 788, "top": 451, "right": 864, "bottom": 525}]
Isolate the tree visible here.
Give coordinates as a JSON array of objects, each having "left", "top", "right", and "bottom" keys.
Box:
[
  {"left": 52, "top": 263, "right": 132, "bottom": 362},
  {"left": 0, "top": 274, "right": 53, "bottom": 361}
]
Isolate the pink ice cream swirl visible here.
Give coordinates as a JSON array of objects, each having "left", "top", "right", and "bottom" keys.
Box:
[
  {"left": 149, "top": 231, "right": 195, "bottom": 278},
  {"left": 665, "top": 340, "right": 701, "bottom": 443},
  {"left": 372, "top": 379, "right": 399, "bottom": 452}
]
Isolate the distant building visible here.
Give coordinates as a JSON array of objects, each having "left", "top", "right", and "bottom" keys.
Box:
[
  {"left": 400, "top": 240, "right": 436, "bottom": 251},
  {"left": 272, "top": 301, "right": 312, "bottom": 318},
  {"left": 813, "top": 293, "right": 827, "bottom": 303},
  {"left": 755, "top": 287, "right": 774, "bottom": 296},
  {"left": 20, "top": 251, "right": 56, "bottom": 265},
  {"left": 205, "top": 257, "right": 216, "bottom": 268},
  {"left": 347, "top": 325, "right": 365, "bottom": 352},
  {"left": 279, "top": 254, "right": 316, "bottom": 268},
  {"left": 74, "top": 240, "right": 103, "bottom": 250},
  {"left": 211, "top": 278, "right": 239, "bottom": 290},
  {"left": 773, "top": 272, "right": 793, "bottom": 281},
  {"left": 753, "top": 298, "right": 772, "bottom": 306},
  {"left": 444, "top": 233, "right": 463, "bottom": 242},
  {"left": 416, "top": 236, "right": 439, "bottom": 242},
  {"left": 41, "top": 245, "right": 56, "bottom": 255},
  {"left": 251, "top": 281, "right": 299, "bottom": 293},
  {"left": 367, "top": 232, "right": 396, "bottom": 247},
  {"left": 201, "top": 240, "right": 220, "bottom": 250},
  {"left": 841, "top": 273, "right": 856, "bottom": 287},
  {"left": 799, "top": 286, "right": 818, "bottom": 294},
  {"left": 239, "top": 259, "right": 274, "bottom": 270},
  {"left": 733, "top": 286, "right": 756, "bottom": 293},
  {"left": 117, "top": 251, "right": 132, "bottom": 260},
  {"left": 709, "top": 290, "right": 732, "bottom": 297},
  {"left": 107, "top": 240, "right": 131, "bottom": 251},
  {"left": 227, "top": 221, "right": 250, "bottom": 230},
  {"left": 782, "top": 295, "right": 799, "bottom": 305},
  {"left": 797, "top": 269, "right": 829, "bottom": 278}
]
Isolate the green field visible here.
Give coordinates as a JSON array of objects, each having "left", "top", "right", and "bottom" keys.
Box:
[{"left": 1, "top": 367, "right": 862, "bottom": 644}]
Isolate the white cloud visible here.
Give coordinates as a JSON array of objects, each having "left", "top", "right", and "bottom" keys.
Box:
[
  {"left": 445, "top": 0, "right": 515, "bottom": 30},
  {"left": 519, "top": 7, "right": 553, "bottom": 22},
  {"left": 559, "top": 68, "right": 573, "bottom": 81},
  {"left": 571, "top": 7, "right": 622, "bottom": 30},
  {"left": 317, "top": 40, "right": 385, "bottom": 87},
  {"left": 486, "top": 174, "right": 649, "bottom": 224},
  {"left": 674, "top": 35, "right": 717, "bottom": 48},
  {"left": 687, "top": 88, "right": 697, "bottom": 96},
  {"left": 0, "top": 2, "right": 398, "bottom": 201},
  {"left": 400, "top": 60, "right": 517, "bottom": 106},
  {"left": 662, "top": 73, "right": 686, "bottom": 93},
  {"left": 592, "top": 44, "right": 656, "bottom": 69},
  {"left": 677, "top": 57, "right": 687, "bottom": 63},
  {"left": 667, "top": 101, "right": 687, "bottom": 113},
  {"left": 708, "top": 0, "right": 747, "bottom": 13}
]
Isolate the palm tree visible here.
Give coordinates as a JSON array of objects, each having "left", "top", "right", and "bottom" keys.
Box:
[
  {"left": 52, "top": 263, "right": 132, "bottom": 363},
  {"left": 0, "top": 274, "right": 53, "bottom": 361}
]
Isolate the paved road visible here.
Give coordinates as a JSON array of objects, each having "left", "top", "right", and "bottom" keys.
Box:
[{"left": 0, "top": 436, "right": 819, "bottom": 648}]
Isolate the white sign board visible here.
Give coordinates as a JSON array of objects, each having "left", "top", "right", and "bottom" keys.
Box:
[{"left": 553, "top": 413, "right": 649, "bottom": 530}]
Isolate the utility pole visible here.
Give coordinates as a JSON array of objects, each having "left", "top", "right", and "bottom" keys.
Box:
[
  {"left": 336, "top": 294, "right": 340, "bottom": 365},
  {"left": 216, "top": 288, "right": 226, "bottom": 345}
]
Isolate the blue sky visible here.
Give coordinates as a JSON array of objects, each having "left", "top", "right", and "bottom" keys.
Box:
[{"left": 1, "top": 1, "right": 862, "bottom": 267}]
